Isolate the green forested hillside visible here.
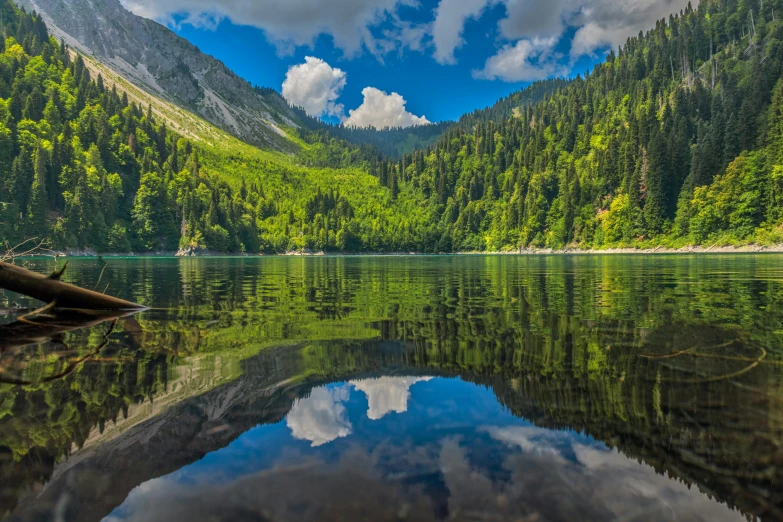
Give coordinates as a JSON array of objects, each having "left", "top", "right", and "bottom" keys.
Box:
[
  {"left": 1, "top": 0, "right": 783, "bottom": 253},
  {"left": 298, "top": 78, "right": 567, "bottom": 160},
  {"left": 375, "top": 0, "right": 783, "bottom": 251},
  {"left": 301, "top": 121, "right": 452, "bottom": 159},
  {"left": 455, "top": 78, "right": 570, "bottom": 129},
  {"left": 0, "top": 0, "right": 434, "bottom": 254}
]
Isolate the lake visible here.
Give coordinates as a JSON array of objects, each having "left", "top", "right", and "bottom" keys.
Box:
[{"left": 1, "top": 255, "right": 782, "bottom": 521}]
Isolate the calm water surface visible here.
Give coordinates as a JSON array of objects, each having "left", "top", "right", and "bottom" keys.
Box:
[{"left": 1, "top": 255, "right": 783, "bottom": 521}]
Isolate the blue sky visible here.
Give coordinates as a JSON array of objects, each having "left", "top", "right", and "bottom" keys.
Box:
[{"left": 122, "top": 0, "right": 692, "bottom": 126}]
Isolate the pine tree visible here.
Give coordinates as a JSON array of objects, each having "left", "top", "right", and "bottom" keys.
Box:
[
  {"left": 390, "top": 170, "right": 399, "bottom": 200},
  {"left": 644, "top": 129, "right": 668, "bottom": 231},
  {"left": 26, "top": 143, "right": 47, "bottom": 235},
  {"left": 22, "top": 88, "right": 44, "bottom": 121},
  {"left": 767, "top": 81, "right": 783, "bottom": 226},
  {"left": 724, "top": 111, "right": 740, "bottom": 165},
  {"left": 10, "top": 147, "right": 33, "bottom": 213},
  {"left": 0, "top": 123, "right": 13, "bottom": 202}
]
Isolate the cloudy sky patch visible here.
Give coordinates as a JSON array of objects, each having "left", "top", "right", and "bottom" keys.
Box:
[{"left": 123, "top": 0, "right": 693, "bottom": 122}]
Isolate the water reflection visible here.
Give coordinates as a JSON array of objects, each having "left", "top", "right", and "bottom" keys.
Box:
[
  {"left": 351, "top": 377, "right": 432, "bottom": 420},
  {"left": 104, "top": 378, "right": 746, "bottom": 522},
  {"left": 286, "top": 377, "right": 432, "bottom": 447},
  {"left": 1, "top": 256, "right": 782, "bottom": 521},
  {"left": 0, "top": 309, "right": 134, "bottom": 354},
  {"left": 480, "top": 426, "right": 743, "bottom": 520},
  {"left": 287, "top": 386, "right": 352, "bottom": 447}
]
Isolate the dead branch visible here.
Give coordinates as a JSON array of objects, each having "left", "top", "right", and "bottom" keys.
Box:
[
  {"left": 0, "top": 260, "right": 145, "bottom": 310},
  {"left": 1, "top": 237, "right": 53, "bottom": 263}
]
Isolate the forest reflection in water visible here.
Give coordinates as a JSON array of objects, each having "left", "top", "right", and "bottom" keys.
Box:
[{"left": 1, "top": 255, "right": 782, "bottom": 521}]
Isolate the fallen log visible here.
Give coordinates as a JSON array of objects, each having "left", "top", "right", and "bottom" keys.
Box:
[{"left": 0, "top": 260, "right": 145, "bottom": 310}]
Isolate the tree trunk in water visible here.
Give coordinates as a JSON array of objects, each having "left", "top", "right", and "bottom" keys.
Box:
[{"left": 0, "top": 261, "right": 144, "bottom": 310}]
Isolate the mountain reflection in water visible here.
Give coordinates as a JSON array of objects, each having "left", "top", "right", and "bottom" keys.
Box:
[
  {"left": 1, "top": 256, "right": 782, "bottom": 521},
  {"left": 104, "top": 378, "right": 745, "bottom": 522}
]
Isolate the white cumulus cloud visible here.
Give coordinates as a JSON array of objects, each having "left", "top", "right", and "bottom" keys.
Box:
[
  {"left": 120, "top": 0, "right": 420, "bottom": 57},
  {"left": 432, "top": 0, "right": 497, "bottom": 65},
  {"left": 473, "top": 37, "right": 566, "bottom": 82},
  {"left": 343, "top": 87, "right": 429, "bottom": 129},
  {"left": 282, "top": 57, "right": 346, "bottom": 118}
]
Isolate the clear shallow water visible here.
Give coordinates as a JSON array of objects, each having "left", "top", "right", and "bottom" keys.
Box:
[{"left": 1, "top": 255, "right": 783, "bottom": 521}]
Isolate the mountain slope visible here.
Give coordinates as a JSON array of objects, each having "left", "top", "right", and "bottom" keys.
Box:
[
  {"left": 0, "top": 0, "right": 438, "bottom": 255},
  {"left": 298, "top": 79, "right": 571, "bottom": 158},
  {"left": 359, "top": 0, "right": 783, "bottom": 251},
  {"left": 456, "top": 78, "right": 570, "bottom": 127},
  {"left": 4, "top": 0, "right": 783, "bottom": 254},
  {"left": 15, "top": 0, "right": 304, "bottom": 151},
  {"left": 300, "top": 121, "right": 453, "bottom": 159},
  {"left": 18, "top": 0, "right": 456, "bottom": 158}
]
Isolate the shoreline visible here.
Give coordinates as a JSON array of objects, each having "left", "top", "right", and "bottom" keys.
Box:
[{"left": 48, "top": 244, "right": 783, "bottom": 258}]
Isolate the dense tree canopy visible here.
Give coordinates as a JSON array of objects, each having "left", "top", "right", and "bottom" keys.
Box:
[
  {"left": 356, "top": 0, "right": 783, "bottom": 251},
  {"left": 1, "top": 0, "right": 783, "bottom": 253},
  {"left": 0, "top": 0, "right": 426, "bottom": 254}
]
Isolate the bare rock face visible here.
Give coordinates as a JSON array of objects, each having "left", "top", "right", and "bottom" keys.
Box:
[{"left": 16, "top": 0, "right": 305, "bottom": 151}]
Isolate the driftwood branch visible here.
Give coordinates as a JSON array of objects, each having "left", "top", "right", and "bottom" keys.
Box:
[{"left": 0, "top": 260, "right": 145, "bottom": 311}]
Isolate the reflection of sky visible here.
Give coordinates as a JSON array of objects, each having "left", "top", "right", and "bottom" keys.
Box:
[
  {"left": 105, "top": 378, "right": 745, "bottom": 522},
  {"left": 350, "top": 376, "right": 432, "bottom": 420},
  {"left": 286, "top": 386, "right": 352, "bottom": 446}
]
